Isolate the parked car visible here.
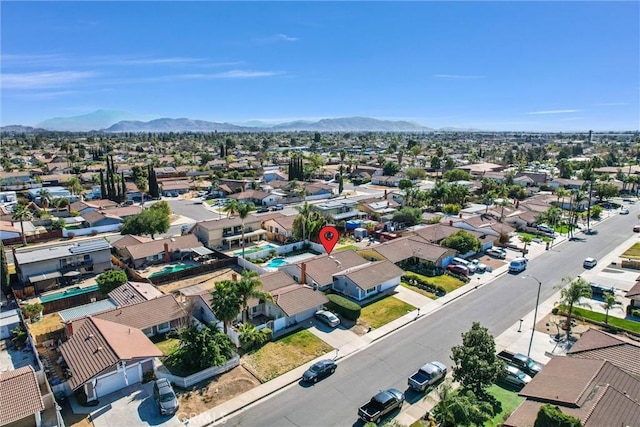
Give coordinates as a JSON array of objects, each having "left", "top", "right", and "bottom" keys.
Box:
[
  {"left": 486, "top": 248, "right": 507, "bottom": 259},
  {"left": 446, "top": 264, "right": 469, "bottom": 277},
  {"left": 302, "top": 359, "right": 337, "bottom": 383},
  {"left": 634, "top": 225, "right": 640, "bottom": 233},
  {"left": 536, "top": 224, "right": 555, "bottom": 235},
  {"left": 358, "top": 388, "right": 404, "bottom": 423},
  {"left": 407, "top": 361, "right": 447, "bottom": 392},
  {"left": 153, "top": 378, "right": 179, "bottom": 416},
  {"left": 451, "top": 257, "right": 477, "bottom": 274},
  {"left": 502, "top": 365, "right": 532, "bottom": 388},
  {"left": 508, "top": 257, "right": 528, "bottom": 274},
  {"left": 620, "top": 207, "right": 630, "bottom": 215},
  {"left": 272, "top": 204, "right": 284, "bottom": 211},
  {"left": 470, "top": 259, "right": 489, "bottom": 273},
  {"left": 256, "top": 207, "right": 269, "bottom": 213},
  {"left": 583, "top": 257, "right": 597, "bottom": 269},
  {"left": 315, "top": 310, "right": 340, "bottom": 328},
  {"left": 497, "top": 351, "right": 542, "bottom": 377}
]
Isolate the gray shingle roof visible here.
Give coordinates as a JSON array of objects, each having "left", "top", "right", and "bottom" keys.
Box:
[
  {"left": 92, "top": 294, "right": 188, "bottom": 330},
  {"left": 14, "top": 238, "right": 111, "bottom": 264}
]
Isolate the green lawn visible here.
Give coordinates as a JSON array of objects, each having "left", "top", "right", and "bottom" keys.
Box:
[
  {"left": 360, "top": 296, "right": 416, "bottom": 329},
  {"left": 621, "top": 243, "right": 640, "bottom": 260},
  {"left": 517, "top": 231, "right": 552, "bottom": 243},
  {"left": 336, "top": 244, "right": 358, "bottom": 252},
  {"left": 406, "top": 271, "right": 466, "bottom": 293},
  {"left": 151, "top": 333, "right": 180, "bottom": 356},
  {"left": 400, "top": 282, "right": 438, "bottom": 300},
  {"left": 485, "top": 384, "right": 525, "bottom": 426},
  {"left": 241, "top": 330, "right": 332, "bottom": 383},
  {"left": 563, "top": 306, "right": 640, "bottom": 333}
]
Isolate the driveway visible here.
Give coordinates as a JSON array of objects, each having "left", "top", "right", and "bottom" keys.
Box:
[
  {"left": 89, "top": 382, "right": 183, "bottom": 427},
  {"left": 306, "top": 317, "right": 362, "bottom": 350}
]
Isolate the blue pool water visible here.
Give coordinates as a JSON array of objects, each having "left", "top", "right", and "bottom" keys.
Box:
[
  {"left": 265, "top": 257, "right": 288, "bottom": 268},
  {"left": 149, "top": 263, "right": 196, "bottom": 278}
]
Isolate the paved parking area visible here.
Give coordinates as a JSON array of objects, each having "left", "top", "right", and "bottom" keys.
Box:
[
  {"left": 88, "top": 382, "right": 183, "bottom": 427},
  {"left": 305, "top": 317, "right": 363, "bottom": 350}
]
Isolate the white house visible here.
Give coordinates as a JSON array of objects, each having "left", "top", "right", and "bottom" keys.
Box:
[{"left": 331, "top": 260, "right": 404, "bottom": 301}]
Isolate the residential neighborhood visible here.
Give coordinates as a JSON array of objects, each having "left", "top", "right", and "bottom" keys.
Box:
[{"left": 1, "top": 128, "right": 639, "bottom": 427}]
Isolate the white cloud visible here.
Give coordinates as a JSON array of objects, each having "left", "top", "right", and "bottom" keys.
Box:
[
  {"left": 1, "top": 71, "right": 98, "bottom": 89},
  {"left": 525, "top": 109, "right": 580, "bottom": 115},
  {"left": 434, "top": 74, "right": 485, "bottom": 80}
]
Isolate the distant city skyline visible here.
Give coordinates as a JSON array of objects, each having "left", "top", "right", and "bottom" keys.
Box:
[{"left": 1, "top": 1, "right": 639, "bottom": 131}]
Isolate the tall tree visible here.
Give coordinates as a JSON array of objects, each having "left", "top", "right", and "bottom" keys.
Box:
[
  {"left": 209, "top": 280, "right": 243, "bottom": 334},
  {"left": 556, "top": 277, "right": 592, "bottom": 336},
  {"left": 38, "top": 188, "right": 52, "bottom": 209},
  {"left": 223, "top": 199, "right": 240, "bottom": 218},
  {"left": 0, "top": 241, "right": 10, "bottom": 296},
  {"left": 237, "top": 202, "right": 254, "bottom": 259},
  {"left": 450, "top": 322, "right": 504, "bottom": 397},
  {"left": 601, "top": 291, "right": 623, "bottom": 325},
  {"left": 236, "top": 270, "right": 273, "bottom": 322},
  {"left": 99, "top": 170, "right": 106, "bottom": 199},
  {"left": 294, "top": 201, "right": 313, "bottom": 242},
  {"left": 12, "top": 204, "right": 33, "bottom": 246}
]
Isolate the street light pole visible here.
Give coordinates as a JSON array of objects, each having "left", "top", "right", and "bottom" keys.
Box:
[{"left": 523, "top": 275, "right": 542, "bottom": 359}]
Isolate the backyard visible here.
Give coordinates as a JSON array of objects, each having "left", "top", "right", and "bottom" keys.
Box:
[
  {"left": 150, "top": 332, "right": 180, "bottom": 356},
  {"left": 27, "top": 313, "right": 65, "bottom": 343},
  {"left": 485, "top": 384, "right": 525, "bottom": 426},
  {"left": 241, "top": 330, "right": 333, "bottom": 383},
  {"left": 359, "top": 296, "right": 416, "bottom": 329}
]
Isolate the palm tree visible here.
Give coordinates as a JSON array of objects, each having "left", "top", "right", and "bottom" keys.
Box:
[
  {"left": 602, "top": 292, "right": 623, "bottom": 324},
  {"left": 38, "top": 189, "right": 52, "bottom": 209},
  {"left": 12, "top": 204, "right": 33, "bottom": 246},
  {"left": 294, "top": 201, "right": 313, "bottom": 242},
  {"left": 236, "top": 270, "right": 273, "bottom": 322},
  {"left": 209, "top": 280, "right": 242, "bottom": 334},
  {"left": 237, "top": 202, "right": 254, "bottom": 259},
  {"left": 557, "top": 276, "right": 592, "bottom": 337},
  {"left": 223, "top": 199, "right": 239, "bottom": 218},
  {"left": 520, "top": 235, "right": 532, "bottom": 256},
  {"left": 67, "top": 176, "right": 83, "bottom": 196}
]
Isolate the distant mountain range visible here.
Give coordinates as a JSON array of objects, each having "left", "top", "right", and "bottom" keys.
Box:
[{"left": 2, "top": 110, "right": 483, "bottom": 132}]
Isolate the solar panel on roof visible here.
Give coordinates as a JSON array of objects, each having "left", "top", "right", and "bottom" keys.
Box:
[{"left": 69, "top": 239, "right": 110, "bottom": 254}]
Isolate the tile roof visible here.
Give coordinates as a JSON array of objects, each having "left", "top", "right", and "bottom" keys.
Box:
[
  {"left": 372, "top": 236, "right": 453, "bottom": 264},
  {"left": 567, "top": 328, "right": 640, "bottom": 377},
  {"left": 506, "top": 358, "right": 640, "bottom": 427},
  {"left": 271, "top": 284, "right": 328, "bottom": 316},
  {"left": 108, "top": 281, "right": 163, "bottom": 306},
  {"left": 413, "top": 224, "right": 493, "bottom": 244},
  {"left": 337, "top": 260, "right": 404, "bottom": 290},
  {"left": 0, "top": 366, "right": 44, "bottom": 425},
  {"left": 291, "top": 250, "right": 369, "bottom": 286},
  {"left": 61, "top": 316, "right": 162, "bottom": 389},
  {"left": 111, "top": 234, "right": 153, "bottom": 250},
  {"left": 124, "top": 234, "right": 200, "bottom": 261},
  {"left": 92, "top": 294, "right": 188, "bottom": 330}
]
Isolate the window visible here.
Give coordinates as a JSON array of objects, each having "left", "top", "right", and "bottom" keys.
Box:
[
  {"left": 366, "top": 287, "right": 377, "bottom": 295},
  {"left": 157, "top": 322, "right": 170, "bottom": 332},
  {"left": 142, "top": 327, "right": 153, "bottom": 336}
]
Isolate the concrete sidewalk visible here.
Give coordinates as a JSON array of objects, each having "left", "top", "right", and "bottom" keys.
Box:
[{"left": 191, "top": 213, "right": 621, "bottom": 427}]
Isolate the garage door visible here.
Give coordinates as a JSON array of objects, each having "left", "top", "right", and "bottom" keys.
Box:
[{"left": 95, "top": 363, "right": 141, "bottom": 398}]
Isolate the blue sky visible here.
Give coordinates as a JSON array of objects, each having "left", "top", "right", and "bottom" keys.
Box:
[{"left": 1, "top": 1, "right": 639, "bottom": 131}]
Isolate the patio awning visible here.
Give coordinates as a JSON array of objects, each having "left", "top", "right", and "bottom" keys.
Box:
[
  {"left": 63, "top": 271, "right": 81, "bottom": 277},
  {"left": 224, "top": 229, "right": 268, "bottom": 243},
  {"left": 28, "top": 271, "right": 62, "bottom": 283},
  {"left": 191, "top": 246, "right": 214, "bottom": 256}
]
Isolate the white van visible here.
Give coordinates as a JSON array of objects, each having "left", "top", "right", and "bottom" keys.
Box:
[
  {"left": 509, "top": 257, "right": 528, "bottom": 273},
  {"left": 451, "top": 257, "right": 477, "bottom": 273}
]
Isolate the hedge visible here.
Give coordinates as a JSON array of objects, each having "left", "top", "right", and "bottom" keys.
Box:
[
  {"left": 326, "top": 294, "right": 361, "bottom": 321},
  {"left": 401, "top": 273, "right": 447, "bottom": 296}
]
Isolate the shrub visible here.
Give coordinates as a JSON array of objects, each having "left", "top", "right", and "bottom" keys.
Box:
[
  {"left": 142, "top": 370, "right": 156, "bottom": 383},
  {"left": 626, "top": 305, "right": 640, "bottom": 318},
  {"left": 67, "top": 232, "right": 76, "bottom": 239},
  {"left": 23, "top": 303, "right": 44, "bottom": 321},
  {"left": 402, "top": 273, "right": 447, "bottom": 296},
  {"left": 443, "top": 203, "right": 461, "bottom": 215},
  {"left": 326, "top": 294, "right": 361, "bottom": 321}
]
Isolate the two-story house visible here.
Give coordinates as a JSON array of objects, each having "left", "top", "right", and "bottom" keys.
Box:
[
  {"left": 192, "top": 216, "right": 267, "bottom": 250},
  {"left": 313, "top": 199, "right": 366, "bottom": 222},
  {"left": 13, "top": 238, "right": 112, "bottom": 293}
]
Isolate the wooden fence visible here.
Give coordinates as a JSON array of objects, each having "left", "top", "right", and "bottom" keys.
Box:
[
  {"left": 2, "top": 229, "right": 63, "bottom": 245},
  {"left": 148, "top": 257, "right": 237, "bottom": 286}
]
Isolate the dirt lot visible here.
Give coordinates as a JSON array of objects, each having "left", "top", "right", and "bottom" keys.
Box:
[
  {"left": 156, "top": 265, "right": 244, "bottom": 294},
  {"left": 175, "top": 366, "right": 260, "bottom": 415}
]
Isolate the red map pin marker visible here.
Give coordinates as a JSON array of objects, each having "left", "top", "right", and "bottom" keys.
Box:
[{"left": 319, "top": 225, "right": 339, "bottom": 255}]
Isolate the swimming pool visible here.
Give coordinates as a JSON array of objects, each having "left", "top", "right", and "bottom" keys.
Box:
[
  {"left": 265, "top": 257, "right": 288, "bottom": 268},
  {"left": 40, "top": 284, "right": 100, "bottom": 303},
  {"left": 149, "top": 263, "right": 196, "bottom": 278},
  {"left": 234, "top": 244, "right": 278, "bottom": 257}
]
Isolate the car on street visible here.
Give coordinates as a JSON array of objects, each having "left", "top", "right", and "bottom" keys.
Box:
[
  {"left": 315, "top": 310, "right": 340, "bottom": 328},
  {"left": 358, "top": 388, "right": 405, "bottom": 423},
  {"left": 271, "top": 204, "right": 284, "bottom": 211},
  {"left": 446, "top": 264, "right": 469, "bottom": 277},
  {"left": 153, "top": 378, "right": 179, "bottom": 416},
  {"left": 486, "top": 248, "right": 507, "bottom": 259},
  {"left": 620, "top": 207, "right": 630, "bottom": 215},
  {"left": 508, "top": 257, "right": 528, "bottom": 274},
  {"left": 583, "top": 257, "right": 597, "bottom": 269},
  {"left": 502, "top": 365, "right": 532, "bottom": 388},
  {"left": 634, "top": 225, "right": 640, "bottom": 233},
  {"left": 302, "top": 359, "right": 337, "bottom": 383},
  {"left": 256, "top": 207, "right": 269, "bottom": 213}
]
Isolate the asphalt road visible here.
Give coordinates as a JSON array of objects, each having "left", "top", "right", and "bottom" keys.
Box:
[{"left": 226, "top": 207, "right": 639, "bottom": 427}]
